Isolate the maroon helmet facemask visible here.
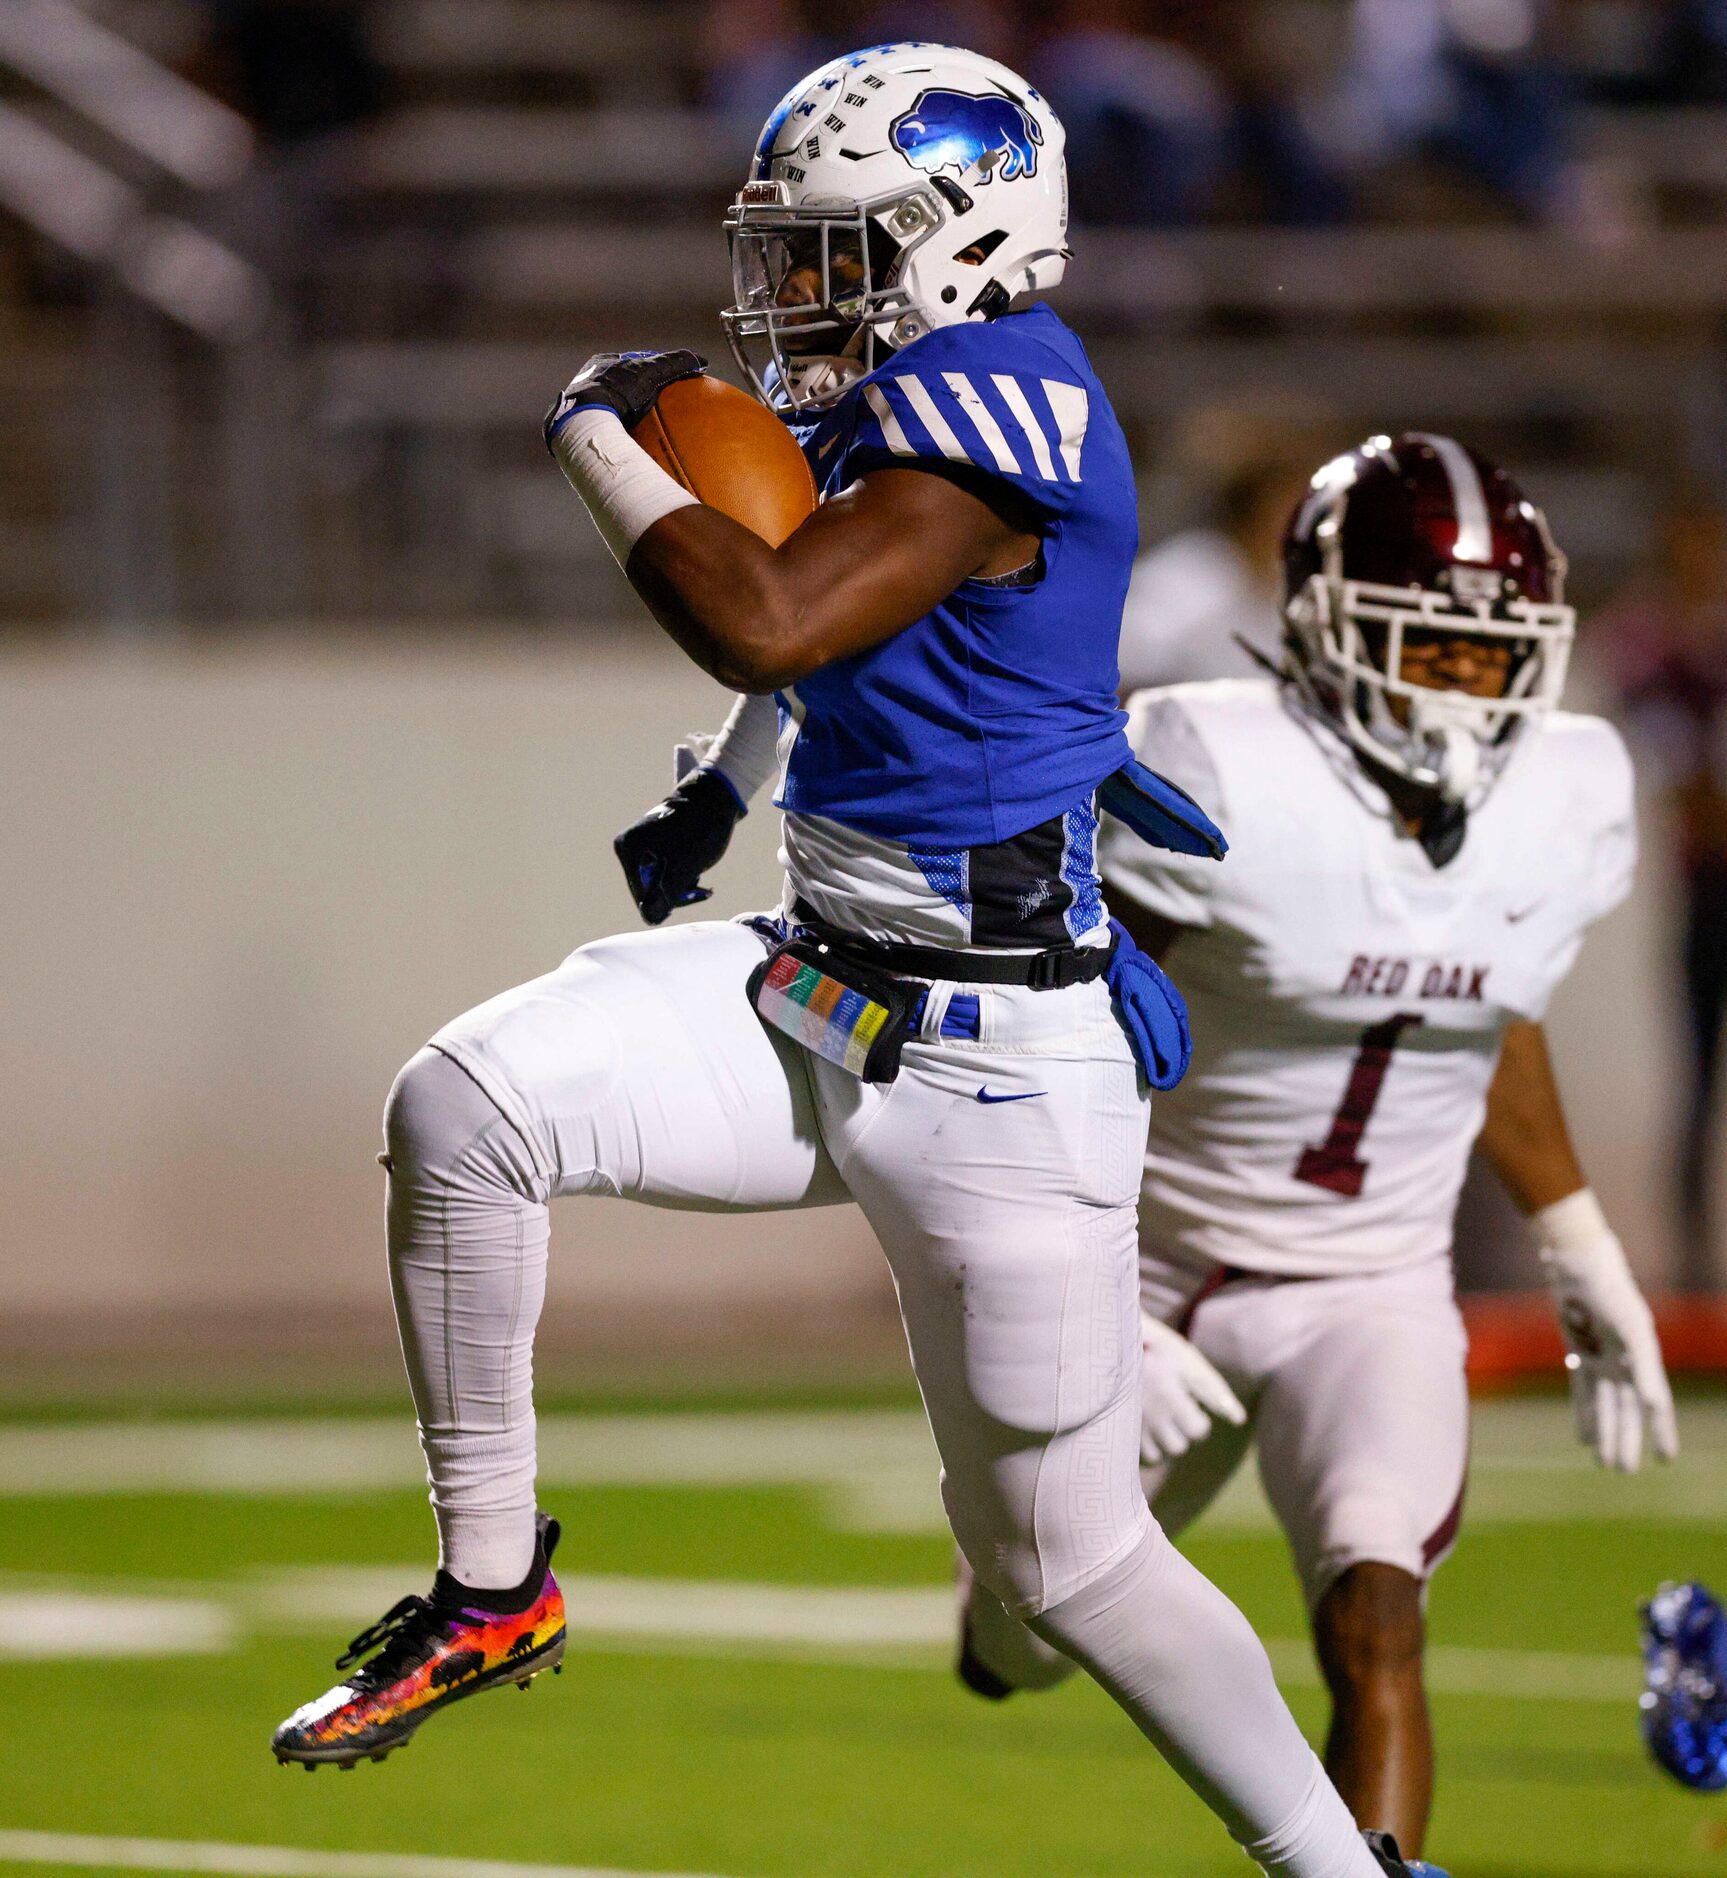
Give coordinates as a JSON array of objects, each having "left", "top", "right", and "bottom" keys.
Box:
[{"left": 1281, "top": 432, "right": 1575, "bottom": 802}]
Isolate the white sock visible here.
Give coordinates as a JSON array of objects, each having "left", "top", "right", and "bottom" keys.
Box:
[
  {"left": 383, "top": 1046, "right": 549, "bottom": 1587},
  {"left": 1027, "top": 1528, "right": 1378, "bottom": 1877}
]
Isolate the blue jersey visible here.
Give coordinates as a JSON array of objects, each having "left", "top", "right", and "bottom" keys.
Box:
[{"left": 774, "top": 304, "right": 1138, "bottom": 950}]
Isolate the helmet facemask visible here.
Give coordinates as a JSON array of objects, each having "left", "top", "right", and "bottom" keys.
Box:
[
  {"left": 1287, "top": 564, "right": 1575, "bottom": 804},
  {"left": 723, "top": 181, "right": 948, "bottom": 415}
]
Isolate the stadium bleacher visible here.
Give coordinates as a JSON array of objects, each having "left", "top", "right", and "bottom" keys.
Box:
[{"left": 1, "top": 0, "right": 1725, "bottom": 623}]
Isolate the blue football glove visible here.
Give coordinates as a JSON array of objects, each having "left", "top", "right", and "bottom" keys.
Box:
[
  {"left": 613, "top": 766, "right": 745, "bottom": 926},
  {"left": 1106, "top": 918, "right": 1193, "bottom": 1091},
  {"left": 1641, "top": 1581, "right": 1727, "bottom": 1791},
  {"left": 1098, "top": 759, "right": 1227, "bottom": 860},
  {"left": 544, "top": 349, "right": 707, "bottom": 451}
]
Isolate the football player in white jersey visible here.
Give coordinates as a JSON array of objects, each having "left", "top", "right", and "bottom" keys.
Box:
[
  {"left": 955, "top": 431, "right": 1678, "bottom": 1860},
  {"left": 270, "top": 44, "right": 1424, "bottom": 1878}
]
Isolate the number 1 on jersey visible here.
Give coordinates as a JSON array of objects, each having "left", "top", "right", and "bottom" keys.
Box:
[{"left": 1295, "top": 1012, "right": 1424, "bottom": 1199}]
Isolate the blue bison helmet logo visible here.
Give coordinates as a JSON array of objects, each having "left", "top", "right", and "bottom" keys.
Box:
[{"left": 890, "top": 89, "right": 1041, "bottom": 184}]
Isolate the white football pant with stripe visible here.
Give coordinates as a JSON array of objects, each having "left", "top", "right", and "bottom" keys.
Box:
[{"left": 383, "top": 918, "right": 1383, "bottom": 1878}]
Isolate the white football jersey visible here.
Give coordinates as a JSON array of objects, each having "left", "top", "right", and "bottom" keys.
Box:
[{"left": 1100, "top": 679, "right": 1636, "bottom": 1277}]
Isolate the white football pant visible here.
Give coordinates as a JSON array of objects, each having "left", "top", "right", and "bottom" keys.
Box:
[
  {"left": 382, "top": 919, "right": 1382, "bottom": 1877},
  {"left": 963, "top": 1251, "right": 1469, "bottom": 1696}
]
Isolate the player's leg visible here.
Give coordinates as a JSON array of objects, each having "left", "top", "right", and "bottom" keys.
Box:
[
  {"left": 956, "top": 1251, "right": 1263, "bottom": 1699},
  {"left": 1314, "top": 1564, "right": 1432, "bottom": 1849},
  {"left": 1251, "top": 1258, "right": 1470, "bottom": 1855},
  {"left": 824, "top": 981, "right": 1383, "bottom": 1878},
  {"left": 274, "top": 919, "right": 841, "bottom": 1766},
  {"left": 391, "top": 919, "right": 843, "bottom": 1584}
]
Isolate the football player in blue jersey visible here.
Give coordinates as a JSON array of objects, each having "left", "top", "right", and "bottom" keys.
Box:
[{"left": 270, "top": 40, "right": 1441, "bottom": 1878}]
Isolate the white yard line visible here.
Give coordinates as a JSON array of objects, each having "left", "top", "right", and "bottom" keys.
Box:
[
  {"left": 0, "top": 1833, "right": 736, "bottom": 1878},
  {"left": 0, "top": 1413, "right": 938, "bottom": 1498},
  {"left": 2, "top": 1402, "right": 1723, "bottom": 1533},
  {"left": 262, "top": 1570, "right": 956, "bottom": 1649},
  {"left": 1264, "top": 1640, "right": 1637, "bottom": 1704},
  {"left": 0, "top": 1566, "right": 1640, "bottom": 1699},
  {"left": 0, "top": 1592, "right": 235, "bottom": 1660}
]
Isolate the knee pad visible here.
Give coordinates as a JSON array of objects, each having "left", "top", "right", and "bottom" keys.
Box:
[{"left": 383, "top": 1046, "right": 540, "bottom": 1199}]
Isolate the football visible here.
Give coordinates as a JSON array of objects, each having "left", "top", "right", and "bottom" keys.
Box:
[{"left": 633, "top": 373, "right": 818, "bottom": 547}]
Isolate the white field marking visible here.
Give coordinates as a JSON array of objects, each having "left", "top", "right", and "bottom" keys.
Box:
[
  {"left": 0, "top": 1592, "right": 235, "bottom": 1659},
  {"left": 0, "top": 1410, "right": 938, "bottom": 1499},
  {"left": 839, "top": 1394, "right": 1727, "bottom": 1534},
  {"left": 259, "top": 1570, "right": 957, "bottom": 1649},
  {"left": 258, "top": 1570, "right": 1637, "bottom": 1703},
  {"left": 1263, "top": 1639, "right": 1638, "bottom": 1705},
  {"left": 0, "top": 1567, "right": 1639, "bottom": 1700},
  {"left": 0, "top": 1833, "right": 734, "bottom": 1878},
  {"left": 2, "top": 1401, "right": 1723, "bottom": 1534}
]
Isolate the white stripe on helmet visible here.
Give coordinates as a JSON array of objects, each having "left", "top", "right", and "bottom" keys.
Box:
[{"left": 1410, "top": 432, "right": 1493, "bottom": 565}]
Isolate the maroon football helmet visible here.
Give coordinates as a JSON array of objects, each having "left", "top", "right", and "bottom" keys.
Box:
[{"left": 1281, "top": 432, "right": 1575, "bottom": 801}]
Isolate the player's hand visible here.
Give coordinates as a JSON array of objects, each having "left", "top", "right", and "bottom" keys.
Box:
[
  {"left": 544, "top": 350, "right": 707, "bottom": 449},
  {"left": 1139, "top": 1311, "right": 1248, "bottom": 1467},
  {"left": 613, "top": 766, "right": 745, "bottom": 926},
  {"left": 1538, "top": 1198, "right": 1679, "bottom": 1471}
]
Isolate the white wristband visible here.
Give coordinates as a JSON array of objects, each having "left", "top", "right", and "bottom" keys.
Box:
[
  {"left": 550, "top": 407, "right": 698, "bottom": 567},
  {"left": 1533, "top": 1187, "right": 1612, "bottom": 1256}
]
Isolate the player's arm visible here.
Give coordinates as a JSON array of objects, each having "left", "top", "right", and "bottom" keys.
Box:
[
  {"left": 546, "top": 353, "right": 1037, "bottom": 693},
  {"left": 1479, "top": 1020, "right": 1678, "bottom": 1470},
  {"left": 630, "top": 469, "right": 1034, "bottom": 692},
  {"left": 1476, "top": 1018, "right": 1586, "bottom": 1212}
]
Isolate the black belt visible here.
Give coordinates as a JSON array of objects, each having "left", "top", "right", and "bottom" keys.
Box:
[{"left": 794, "top": 912, "right": 1116, "bottom": 991}]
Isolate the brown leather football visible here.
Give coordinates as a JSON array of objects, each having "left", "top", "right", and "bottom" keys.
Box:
[{"left": 633, "top": 374, "right": 818, "bottom": 548}]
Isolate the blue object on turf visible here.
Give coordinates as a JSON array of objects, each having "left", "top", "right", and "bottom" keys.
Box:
[{"left": 1641, "top": 1580, "right": 1727, "bottom": 1791}]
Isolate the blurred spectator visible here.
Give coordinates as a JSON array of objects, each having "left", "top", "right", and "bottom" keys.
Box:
[
  {"left": 1035, "top": 0, "right": 1348, "bottom": 226},
  {"left": 1603, "top": 492, "right": 1727, "bottom": 1290},
  {"left": 1117, "top": 411, "right": 1319, "bottom": 692},
  {"left": 701, "top": 1, "right": 1018, "bottom": 142},
  {"left": 700, "top": 0, "right": 830, "bottom": 142},
  {"left": 188, "top": 0, "right": 388, "bottom": 279},
  {"left": 1652, "top": 0, "right": 1727, "bottom": 104},
  {"left": 193, "top": 0, "right": 386, "bottom": 148},
  {"left": 1323, "top": 0, "right": 1580, "bottom": 223}
]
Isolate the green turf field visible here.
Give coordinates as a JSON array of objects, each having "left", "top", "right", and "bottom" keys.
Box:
[{"left": 1, "top": 1390, "right": 1723, "bottom": 1878}]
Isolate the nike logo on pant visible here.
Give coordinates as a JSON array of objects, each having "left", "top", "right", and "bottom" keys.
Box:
[{"left": 975, "top": 1088, "right": 1047, "bottom": 1104}]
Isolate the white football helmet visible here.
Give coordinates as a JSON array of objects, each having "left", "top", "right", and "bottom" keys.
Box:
[{"left": 722, "top": 42, "right": 1070, "bottom": 414}]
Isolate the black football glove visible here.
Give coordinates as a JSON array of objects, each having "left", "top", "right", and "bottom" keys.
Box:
[
  {"left": 544, "top": 350, "right": 707, "bottom": 453},
  {"left": 613, "top": 765, "right": 745, "bottom": 926}
]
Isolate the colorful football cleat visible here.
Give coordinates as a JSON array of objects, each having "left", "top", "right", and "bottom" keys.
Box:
[
  {"left": 1363, "top": 1831, "right": 1449, "bottom": 1877},
  {"left": 271, "top": 1514, "right": 566, "bottom": 1768},
  {"left": 1640, "top": 1580, "right": 1727, "bottom": 1791}
]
